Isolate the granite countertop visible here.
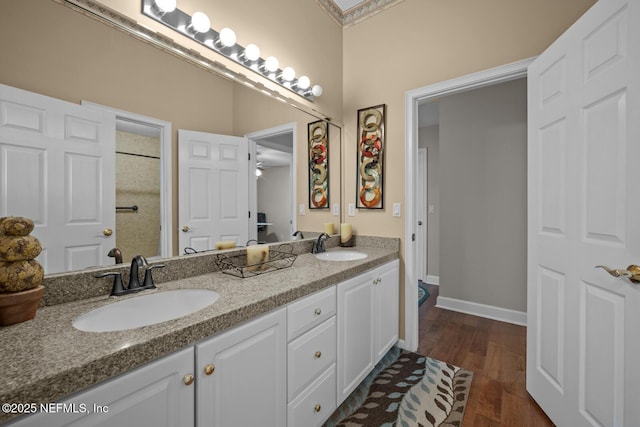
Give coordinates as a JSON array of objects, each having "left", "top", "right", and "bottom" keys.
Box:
[{"left": 0, "top": 243, "right": 398, "bottom": 423}]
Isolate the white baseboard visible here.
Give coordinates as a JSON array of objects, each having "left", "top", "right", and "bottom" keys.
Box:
[
  {"left": 436, "top": 297, "right": 527, "bottom": 326},
  {"left": 396, "top": 339, "right": 416, "bottom": 353},
  {"left": 425, "top": 275, "right": 440, "bottom": 286}
]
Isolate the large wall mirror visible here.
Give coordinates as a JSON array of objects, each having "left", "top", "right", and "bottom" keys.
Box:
[{"left": 0, "top": 0, "right": 342, "bottom": 274}]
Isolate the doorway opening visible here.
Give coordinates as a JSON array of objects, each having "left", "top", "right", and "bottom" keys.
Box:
[
  {"left": 246, "top": 123, "right": 297, "bottom": 243},
  {"left": 403, "top": 58, "right": 533, "bottom": 351},
  {"left": 82, "top": 101, "right": 173, "bottom": 261}
]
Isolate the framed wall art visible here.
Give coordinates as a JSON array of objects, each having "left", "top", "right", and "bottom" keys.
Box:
[
  {"left": 308, "top": 120, "right": 329, "bottom": 209},
  {"left": 356, "top": 104, "right": 385, "bottom": 209}
]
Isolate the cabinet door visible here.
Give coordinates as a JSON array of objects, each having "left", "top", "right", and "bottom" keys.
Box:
[
  {"left": 336, "top": 273, "right": 374, "bottom": 405},
  {"left": 373, "top": 260, "right": 400, "bottom": 362},
  {"left": 196, "top": 308, "right": 287, "bottom": 427},
  {"left": 7, "top": 348, "right": 195, "bottom": 427}
]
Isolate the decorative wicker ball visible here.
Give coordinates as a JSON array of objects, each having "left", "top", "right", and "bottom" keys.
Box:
[
  {"left": 0, "top": 217, "right": 35, "bottom": 237},
  {"left": 0, "top": 260, "right": 45, "bottom": 293}
]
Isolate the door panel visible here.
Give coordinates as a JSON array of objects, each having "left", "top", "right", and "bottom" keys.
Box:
[
  {"left": 0, "top": 84, "right": 115, "bottom": 274},
  {"left": 178, "top": 130, "right": 248, "bottom": 253},
  {"left": 527, "top": 1, "right": 640, "bottom": 425}
]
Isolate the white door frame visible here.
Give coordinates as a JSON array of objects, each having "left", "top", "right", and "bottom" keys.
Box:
[
  {"left": 402, "top": 57, "right": 534, "bottom": 351},
  {"left": 245, "top": 122, "right": 297, "bottom": 241},
  {"left": 81, "top": 101, "right": 173, "bottom": 260}
]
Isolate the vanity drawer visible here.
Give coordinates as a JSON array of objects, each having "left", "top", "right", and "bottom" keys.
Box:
[
  {"left": 287, "top": 286, "right": 336, "bottom": 340},
  {"left": 288, "top": 316, "right": 336, "bottom": 401},
  {"left": 287, "top": 364, "right": 336, "bottom": 427}
]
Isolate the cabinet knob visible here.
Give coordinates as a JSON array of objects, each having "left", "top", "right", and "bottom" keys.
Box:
[
  {"left": 315, "top": 351, "right": 322, "bottom": 359},
  {"left": 183, "top": 374, "right": 195, "bottom": 386},
  {"left": 204, "top": 364, "right": 215, "bottom": 375},
  {"left": 314, "top": 404, "right": 322, "bottom": 413},
  {"left": 314, "top": 308, "right": 321, "bottom": 316}
]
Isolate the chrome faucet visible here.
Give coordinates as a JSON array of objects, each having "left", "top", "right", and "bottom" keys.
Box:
[{"left": 312, "top": 233, "right": 330, "bottom": 254}]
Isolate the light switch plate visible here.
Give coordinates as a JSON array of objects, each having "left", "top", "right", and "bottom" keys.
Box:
[
  {"left": 332, "top": 203, "right": 340, "bottom": 216},
  {"left": 348, "top": 203, "right": 356, "bottom": 217},
  {"left": 392, "top": 203, "right": 401, "bottom": 217},
  {"left": 299, "top": 204, "right": 305, "bottom": 215}
]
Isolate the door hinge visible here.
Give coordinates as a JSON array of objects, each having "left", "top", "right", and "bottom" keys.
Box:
[
  {"left": 249, "top": 211, "right": 251, "bottom": 218},
  {"left": 248, "top": 153, "right": 251, "bottom": 161},
  {"left": 412, "top": 233, "right": 416, "bottom": 241}
]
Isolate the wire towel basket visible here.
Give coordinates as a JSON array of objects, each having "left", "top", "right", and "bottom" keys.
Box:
[{"left": 213, "top": 246, "right": 297, "bottom": 278}]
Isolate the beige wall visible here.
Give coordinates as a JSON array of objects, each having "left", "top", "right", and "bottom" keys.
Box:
[
  {"left": 343, "top": 0, "right": 595, "bottom": 332},
  {"left": 101, "top": 0, "right": 343, "bottom": 120},
  {"left": 439, "top": 78, "right": 527, "bottom": 311}
]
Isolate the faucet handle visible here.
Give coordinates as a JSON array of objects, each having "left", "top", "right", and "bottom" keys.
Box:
[
  {"left": 94, "top": 272, "right": 125, "bottom": 296},
  {"left": 143, "top": 264, "right": 165, "bottom": 289}
]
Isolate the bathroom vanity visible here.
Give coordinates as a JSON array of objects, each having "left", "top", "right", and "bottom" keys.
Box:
[{"left": 0, "top": 239, "right": 399, "bottom": 426}]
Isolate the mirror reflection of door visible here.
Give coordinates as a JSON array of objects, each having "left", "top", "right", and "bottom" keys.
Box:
[{"left": 178, "top": 130, "right": 249, "bottom": 254}]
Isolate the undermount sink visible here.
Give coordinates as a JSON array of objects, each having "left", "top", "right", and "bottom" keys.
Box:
[
  {"left": 315, "top": 250, "right": 368, "bottom": 261},
  {"left": 73, "top": 289, "right": 220, "bottom": 332}
]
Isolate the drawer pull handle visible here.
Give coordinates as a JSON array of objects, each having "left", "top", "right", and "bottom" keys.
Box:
[
  {"left": 314, "top": 404, "right": 322, "bottom": 412},
  {"left": 314, "top": 308, "right": 322, "bottom": 316},
  {"left": 204, "top": 364, "right": 215, "bottom": 375},
  {"left": 315, "top": 351, "right": 322, "bottom": 359},
  {"left": 183, "top": 374, "right": 195, "bottom": 386}
]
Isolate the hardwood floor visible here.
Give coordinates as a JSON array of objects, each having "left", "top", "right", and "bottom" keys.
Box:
[{"left": 417, "top": 284, "right": 555, "bottom": 427}]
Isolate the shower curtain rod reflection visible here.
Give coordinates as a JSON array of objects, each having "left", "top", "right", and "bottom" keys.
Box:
[
  {"left": 116, "top": 205, "right": 139, "bottom": 212},
  {"left": 116, "top": 150, "right": 160, "bottom": 160}
]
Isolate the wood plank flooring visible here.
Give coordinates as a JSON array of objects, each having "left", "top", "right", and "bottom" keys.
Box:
[{"left": 417, "top": 284, "right": 555, "bottom": 427}]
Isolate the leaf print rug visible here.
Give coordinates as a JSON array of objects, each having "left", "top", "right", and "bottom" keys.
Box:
[{"left": 325, "top": 347, "right": 473, "bottom": 427}]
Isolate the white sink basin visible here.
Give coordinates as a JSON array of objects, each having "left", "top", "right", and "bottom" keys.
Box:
[
  {"left": 73, "top": 289, "right": 220, "bottom": 332},
  {"left": 315, "top": 250, "right": 368, "bottom": 261}
]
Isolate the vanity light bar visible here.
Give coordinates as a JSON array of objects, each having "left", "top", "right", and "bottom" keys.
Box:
[{"left": 141, "top": 0, "right": 322, "bottom": 100}]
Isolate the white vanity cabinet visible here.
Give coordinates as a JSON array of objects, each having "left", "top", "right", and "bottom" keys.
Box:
[
  {"left": 6, "top": 347, "right": 195, "bottom": 427},
  {"left": 5, "top": 257, "right": 399, "bottom": 427},
  {"left": 337, "top": 259, "right": 399, "bottom": 404},
  {"left": 286, "top": 286, "right": 337, "bottom": 427},
  {"left": 195, "top": 307, "right": 287, "bottom": 427}
]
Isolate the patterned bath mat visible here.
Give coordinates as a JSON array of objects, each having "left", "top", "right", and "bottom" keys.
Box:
[
  {"left": 325, "top": 348, "right": 473, "bottom": 427},
  {"left": 418, "top": 281, "right": 430, "bottom": 306}
]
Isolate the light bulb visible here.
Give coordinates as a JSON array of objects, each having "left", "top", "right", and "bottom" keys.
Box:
[
  {"left": 265, "top": 56, "right": 279, "bottom": 72},
  {"left": 154, "top": 0, "right": 176, "bottom": 13},
  {"left": 190, "top": 12, "right": 211, "bottom": 33},
  {"left": 297, "top": 76, "right": 310, "bottom": 90},
  {"left": 244, "top": 44, "right": 260, "bottom": 61},
  {"left": 219, "top": 27, "right": 236, "bottom": 47},
  {"left": 312, "top": 85, "right": 323, "bottom": 97},
  {"left": 282, "top": 67, "right": 296, "bottom": 82}
]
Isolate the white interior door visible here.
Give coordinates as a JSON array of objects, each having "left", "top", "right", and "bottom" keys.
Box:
[
  {"left": 178, "top": 130, "right": 249, "bottom": 253},
  {"left": 527, "top": 0, "right": 640, "bottom": 426},
  {"left": 0, "top": 84, "right": 115, "bottom": 274}
]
